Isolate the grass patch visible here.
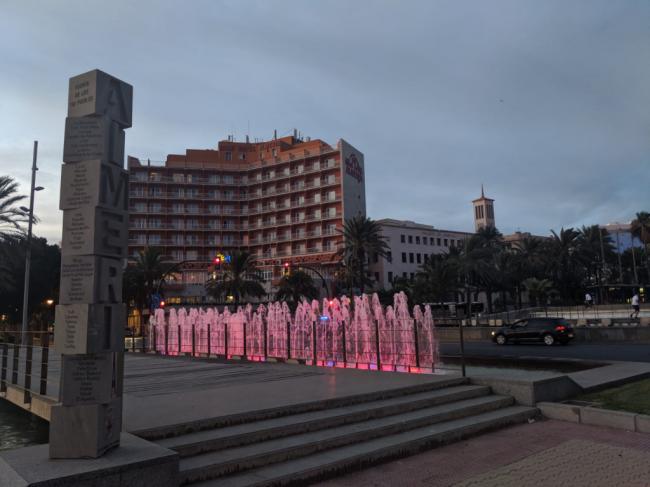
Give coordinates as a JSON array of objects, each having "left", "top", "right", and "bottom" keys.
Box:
[{"left": 577, "top": 378, "right": 650, "bottom": 415}]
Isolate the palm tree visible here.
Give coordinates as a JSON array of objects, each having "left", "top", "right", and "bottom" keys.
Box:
[
  {"left": 0, "top": 176, "right": 30, "bottom": 240},
  {"left": 511, "top": 236, "right": 544, "bottom": 308},
  {"left": 546, "top": 228, "right": 588, "bottom": 303},
  {"left": 336, "top": 216, "right": 389, "bottom": 293},
  {"left": 414, "top": 254, "right": 458, "bottom": 307},
  {"left": 631, "top": 212, "right": 650, "bottom": 279},
  {"left": 522, "top": 278, "right": 555, "bottom": 308},
  {"left": 275, "top": 270, "right": 319, "bottom": 304},
  {"left": 125, "top": 247, "right": 170, "bottom": 334},
  {"left": 205, "top": 250, "right": 265, "bottom": 305}
]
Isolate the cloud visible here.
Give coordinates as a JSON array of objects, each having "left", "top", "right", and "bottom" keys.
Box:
[{"left": 0, "top": 0, "right": 647, "bottom": 242}]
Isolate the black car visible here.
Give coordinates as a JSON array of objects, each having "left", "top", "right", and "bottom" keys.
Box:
[{"left": 491, "top": 318, "right": 574, "bottom": 346}]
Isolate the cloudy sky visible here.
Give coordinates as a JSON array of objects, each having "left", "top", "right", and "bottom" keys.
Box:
[{"left": 1, "top": 0, "right": 648, "bottom": 243}]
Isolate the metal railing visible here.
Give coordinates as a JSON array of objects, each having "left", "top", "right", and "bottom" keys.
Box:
[{"left": 0, "top": 330, "right": 55, "bottom": 402}]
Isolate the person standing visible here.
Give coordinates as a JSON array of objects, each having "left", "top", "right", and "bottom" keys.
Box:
[
  {"left": 584, "top": 292, "right": 593, "bottom": 308},
  {"left": 630, "top": 291, "right": 640, "bottom": 319}
]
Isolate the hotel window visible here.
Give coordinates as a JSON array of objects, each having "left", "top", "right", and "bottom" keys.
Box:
[
  {"left": 172, "top": 234, "right": 183, "bottom": 244},
  {"left": 148, "top": 235, "right": 161, "bottom": 245},
  {"left": 401, "top": 234, "right": 405, "bottom": 243},
  {"left": 408, "top": 235, "right": 413, "bottom": 244},
  {"left": 416, "top": 253, "right": 421, "bottom": 264},
  {"left": 410, "top": 272, "right": 415, "bottom": 280},
  {"left": 387, "top": 251, "right": 392, "bottom": 262},
  {"left": 430, "top": 237, "right": 434, "bottom": 245},
  {"left": 223, "top": 175, "right": 234, "bottom": 184},
  {"left": 313, "top": 177, "right": 320, "bottom": 187},
  {"left": 424, "top": 254, "right": 429, "bottom": 263},
  {"left": 239, "top": 152, "right": 246, "bottom": 160},
  {"left": 172, "top": 203, "right": 184, "bottom": 213},
  {"left": 327, "top": 174, "right": 335, "bottom": 184},
  {"left": 172, "top": 173, "right": 184, "bottom": 183},
  {"left": 134, "top": 202, "right": 146, "bottom": 212},
  {"left": 187, "top": 204, "right": 199, "bottom": 214},
  {"left": 437, "top": 238, "right": 441, "bottom": 246},
  {"left": 328, "top": 191, "right": 336, "bottom": 201},
  {"left": 402, "top": 272, "right": 407, "bottom": 278},
  {"left": 409, "top": 253, "right": 414, "bottom": 263},
  {"left": 134, "top": 172, "right": 147, "bottom": 181},
  {"left": 401, "top": 252, "right": 407, "bottom": 263},
  {"left": 327, "top": 207, "right": 336, "bottom": 217},
  {"left": 444, "top": 239, "right": 448, "bottom": 247},
  {"left": 450, "top": 240, "right": 455, "bottom": 247},
  {"left": 416, "top": 236, "right": 420, "bottom": 245},
  {"left": 388, "top": 271, "right": 393, "bottom": 283},
  {"left": 225, "top": 151, "right": 232, "bottom": 161},
  {"left": 208, "top": 174, "right": 219, "bottom": 184},
  {"left": 149, "top": 203, "right": 161, "bottom": 213},
  {"left": 187, "top": 219, "right": 199, "bottom": 229},
  {"left": 314, "top": 193, "right": 321, "bottom": 202},
  {"left": 172, "top": 250, "right": 184, "bottom": 261}
]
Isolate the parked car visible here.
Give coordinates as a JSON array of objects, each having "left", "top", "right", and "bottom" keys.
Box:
[{"left": 491, "top": 318, "right": 574, "bottom": 346}]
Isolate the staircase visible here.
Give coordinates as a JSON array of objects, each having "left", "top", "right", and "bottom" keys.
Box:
[{"left": 146, "top": 377, "right": 537, "bottom": 486}]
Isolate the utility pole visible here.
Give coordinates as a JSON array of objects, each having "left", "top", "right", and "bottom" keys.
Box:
[
  {"left": 20, "top": 141, "right": 42, "bottom": 344},
  {"left": 598, "top": 227, "right": 606, "bottom": 304}
]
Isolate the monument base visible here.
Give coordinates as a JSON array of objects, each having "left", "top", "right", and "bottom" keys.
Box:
[{"left": 0, "top": 433, "right": 178, "bottom": 487}]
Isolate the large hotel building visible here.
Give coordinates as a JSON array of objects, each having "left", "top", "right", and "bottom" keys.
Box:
[{"left": 127, "top": 133, "right": 366, "bottom": 304}]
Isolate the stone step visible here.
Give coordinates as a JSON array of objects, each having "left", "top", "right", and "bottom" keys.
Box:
[
  {"left": 189, "top": 405, "right": 537, "bottom": 487},
  {"left": 180, "top": 394, "right": 514, "bottom": 484},
  {"left": 138, "top": 376, "right": 467, "bottom": 440},
  {"left": 159, "top": 384, "right": 491, "bottom": 457}
]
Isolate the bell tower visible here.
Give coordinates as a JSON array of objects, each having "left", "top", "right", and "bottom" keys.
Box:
[{"left": 472, "top": 185, "right": 495, "bottom": 231}]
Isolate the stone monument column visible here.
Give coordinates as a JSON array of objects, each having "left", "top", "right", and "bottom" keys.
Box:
[{"left": 50, "top": 69, "right": 132, "bottom": 459}]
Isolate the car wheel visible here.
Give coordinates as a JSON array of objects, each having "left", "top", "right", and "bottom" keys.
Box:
[
  {"left": 543, "top": 334, "right": 555, "bottom": 346},
  {"left": 495, "top": 334, "right": 507, "bottom": 345}
]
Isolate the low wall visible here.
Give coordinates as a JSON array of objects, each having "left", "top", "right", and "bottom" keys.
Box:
[
  {"left": 437, "top": 325, "right": 650, "bottom": 343},
  {"left": 470, "top": 376, "right": 582, "bottom": 406}
]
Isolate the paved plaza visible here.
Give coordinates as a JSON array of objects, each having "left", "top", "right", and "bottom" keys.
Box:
[{"left": 313, "top": 419, "right": 650, "bottom": 487}]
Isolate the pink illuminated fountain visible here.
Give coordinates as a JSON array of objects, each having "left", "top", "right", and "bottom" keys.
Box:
[{"left": 149, "top": 292, "right": 439, "bottom": 374}]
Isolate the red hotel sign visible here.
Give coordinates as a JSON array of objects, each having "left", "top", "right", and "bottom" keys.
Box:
[{"left": 345, "top": 153, "right": 363, "bottom": 183}]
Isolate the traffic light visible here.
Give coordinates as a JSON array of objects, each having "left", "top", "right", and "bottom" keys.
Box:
[{"left": 282, "top": 262, "right": 291, "bottom": 277}]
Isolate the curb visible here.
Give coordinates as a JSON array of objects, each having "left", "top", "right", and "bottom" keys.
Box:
[{"left": 538, "top": 402, "right": 650, "bottom": 434}]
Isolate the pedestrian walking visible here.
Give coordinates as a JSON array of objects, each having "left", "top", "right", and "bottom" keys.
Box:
[
  {"left": 630, "top": 291, "right": 640, "bottom": 319},
  {"left": 584, "top": 292, "right": 593, "bottom": 309}
]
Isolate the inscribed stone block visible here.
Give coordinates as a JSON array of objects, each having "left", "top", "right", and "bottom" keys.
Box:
[
  {"left": 68, "top": 70, "right": 133, "bottom": 127},
  {"left": 60, "top": 160, "right": 128, "bottom": 212},
  {"left": 49, "top": 398, "right": 122, "bottom": 459},
  {"left": 59, "top": 255, "right": 123, "bottom": 305},
  {"left": 54, "top": 303, "right": 125, "bottom": 354},
  {"left": 63, "top": 116, "right": 125, "bottom": 166},
  {"left": 61, "top": 206, "right": 128, "bottom": 258},
  {"left": 60, "top": 353, "right": 115, "bottom": 406}
]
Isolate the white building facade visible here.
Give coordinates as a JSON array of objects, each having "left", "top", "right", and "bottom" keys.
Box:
[{"left": 369, "top": 219, "right": 473, "bottom": 290}]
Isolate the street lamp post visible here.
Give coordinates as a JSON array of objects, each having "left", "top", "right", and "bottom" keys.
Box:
[{"left": 20, "top": 141, "right": 44, "bottom": 344}]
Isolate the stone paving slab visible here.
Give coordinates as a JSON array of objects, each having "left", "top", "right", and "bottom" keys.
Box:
[
  {"left": 454, "top": 439, "right": 650, "bottom": 487},
  {"left": 313, "top": 419, "right": 650, "bottom": 487}
]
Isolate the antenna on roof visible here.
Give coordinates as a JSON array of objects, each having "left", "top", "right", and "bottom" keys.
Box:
[{"left": 273, "top": 129, "right": 277, "bottom": 140}]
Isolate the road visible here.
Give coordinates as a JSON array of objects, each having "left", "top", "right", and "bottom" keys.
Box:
[{"left": 440, "top": 341, "right": 650, "bottom": 363}]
